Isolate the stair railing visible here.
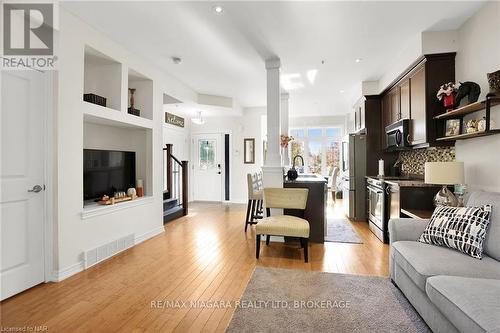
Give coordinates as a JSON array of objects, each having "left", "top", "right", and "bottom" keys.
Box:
[{"left": 164, "top": 144, "right": 188, "bottom": 216}]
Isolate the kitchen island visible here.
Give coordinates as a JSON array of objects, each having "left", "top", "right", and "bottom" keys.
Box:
[{"left": 284, "top": 174, "right": 327, "bottom": 243}]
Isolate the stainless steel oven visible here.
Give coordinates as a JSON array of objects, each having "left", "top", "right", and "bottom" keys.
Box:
[{"left": 367, "top": 178, "right": 388, "bottom": 243}]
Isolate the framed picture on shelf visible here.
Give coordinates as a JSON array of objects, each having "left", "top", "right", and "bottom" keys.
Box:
[{"left": 445, "top": 119, "right": 461, "bottom": 137}]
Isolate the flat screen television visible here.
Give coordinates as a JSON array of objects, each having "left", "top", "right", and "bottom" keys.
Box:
[{"left": 83, "top": 149, "right": 136, "bottom": 201}]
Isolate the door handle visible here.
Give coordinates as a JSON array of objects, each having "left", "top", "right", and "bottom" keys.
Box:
[{"left": 28, "top": 185, "right": 44, "bottom": 193}]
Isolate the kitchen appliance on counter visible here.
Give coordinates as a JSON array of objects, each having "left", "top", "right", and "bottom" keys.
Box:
[
  {"left": 385, "top": 119, "right": 411, "bottom": 150},
  {"left": 366, "top": 177, "right": 400, "bottom": 243},
  {"left": 345, "top": 133, "right": 367, "bottom": 221}
]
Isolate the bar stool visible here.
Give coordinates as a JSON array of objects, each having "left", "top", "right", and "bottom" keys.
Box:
[{"left": 245, "top": 172, "right": 263, "bottom": 232}]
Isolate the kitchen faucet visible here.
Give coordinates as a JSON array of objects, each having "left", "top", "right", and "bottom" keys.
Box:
[{"left": 293, "top": 155, "right": 304, "bottom": 171}]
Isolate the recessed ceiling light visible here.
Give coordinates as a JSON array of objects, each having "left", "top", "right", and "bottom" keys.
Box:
[
  {"left": 355, "top": 58, "right": 362, "bottom": 63},
  {"left": 339, "top": 90, "right": 345, "bottom": 93},
  {"left": 213, "top": 5, "right": 223, "bottom": 14}
]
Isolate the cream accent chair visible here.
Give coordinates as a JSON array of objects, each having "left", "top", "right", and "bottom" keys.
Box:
[
  {"left": 255, "top": 188, "right": 310, "bottom": 262},
  {"left": 245, "top": 172, "right": 263, "bottom": 232}
]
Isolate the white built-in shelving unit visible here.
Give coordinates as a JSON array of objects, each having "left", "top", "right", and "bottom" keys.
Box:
[{"left": 82, "top": 45, "right": 155, "bottom": 216}]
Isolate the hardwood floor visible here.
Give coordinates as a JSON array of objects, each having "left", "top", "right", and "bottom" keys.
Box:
[{"left": 0, "top": 200, "right": 388, "bottom": 332}]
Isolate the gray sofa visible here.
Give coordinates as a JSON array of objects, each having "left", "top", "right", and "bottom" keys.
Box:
[{"left": 389, "top": 191, "right": 500, "bottom": 333}]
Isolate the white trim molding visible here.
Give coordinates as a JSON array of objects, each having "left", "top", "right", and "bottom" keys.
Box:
[{"left": 53, "top": 226, "right": 165, "bottom": 282}]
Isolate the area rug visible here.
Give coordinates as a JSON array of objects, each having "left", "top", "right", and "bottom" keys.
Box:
[
  {"left": 324, "top": 218, "right": 363, "bottom": 244},
  {"left": 227, "top": 267, "right": 429, "bottom": 333}
]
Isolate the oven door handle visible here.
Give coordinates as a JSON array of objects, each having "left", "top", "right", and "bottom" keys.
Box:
[{"left": 368, "top": 187, "right": 383, "bottom": 194}]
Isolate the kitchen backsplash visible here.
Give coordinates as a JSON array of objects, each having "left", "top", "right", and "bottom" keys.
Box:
[{"left": 399, "top": 147, "right": 455, "bottom": 175}]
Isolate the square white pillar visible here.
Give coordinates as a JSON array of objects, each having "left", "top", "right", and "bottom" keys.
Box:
[{"left": 262, "top": 58, "right": 283, "bottom": 189}]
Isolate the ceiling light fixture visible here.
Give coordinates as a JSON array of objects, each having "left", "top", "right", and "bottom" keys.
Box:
[
  {"left": 339, "top": 90, "right": 345, "bottom": 93},
  {"left": 355, "top": 58, "right": 362, "bottom": 63},
  {"left": 281, "top": 73, "right": 304, "bottom": 91},
  {"left": 191, "top": 111, "right": 205, "bottom": 125},
  {"left": 172, "top": 56, "right": 182, "bottom": 64},
  {"left": 306, "top": 69, "right": 318, "bottom": 84},
  {"left": 213, "top": 5, "right": 223, "bottom": 14}
]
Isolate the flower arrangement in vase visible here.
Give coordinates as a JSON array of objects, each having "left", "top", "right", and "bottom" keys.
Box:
[
  {"left": 437, "top": 82, "right": 457, "bottom": 113},
  {"left": 280, "top": 134, "right": 294, "bottom": 148}
]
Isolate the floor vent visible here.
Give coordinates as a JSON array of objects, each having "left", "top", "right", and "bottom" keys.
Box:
[{"left": 84, "top": 234, "right": 135, "bottom": 269}]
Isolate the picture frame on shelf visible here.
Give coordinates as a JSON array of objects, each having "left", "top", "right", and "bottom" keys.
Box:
[{"left": 445, "top": 119, "right": 461, "bottom": 137}]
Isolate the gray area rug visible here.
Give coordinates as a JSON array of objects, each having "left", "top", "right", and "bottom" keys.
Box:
[
  {"left": 227, "top": 267, "right": 429, "bottom": 333},
  {"left": 324, "top": 218, "right": 363, "bottom": 244}
]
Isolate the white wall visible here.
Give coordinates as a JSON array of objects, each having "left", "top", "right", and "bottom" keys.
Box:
[
  {"left": 54, "top": 8, "right": 197, "bottom": 277},
  {"left": 454, "top": 1, "right": 500, "bottom": 192},
  {"left": 190, "top": 108, "right": 265, "bottom": 204}
]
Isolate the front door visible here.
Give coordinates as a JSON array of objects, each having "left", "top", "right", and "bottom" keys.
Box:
[
  {"left": 192, "top": 134, "right": 223, "bottom": 202},
  {"left": 1, "top": 70, "right": 47, "bottom": 300}
]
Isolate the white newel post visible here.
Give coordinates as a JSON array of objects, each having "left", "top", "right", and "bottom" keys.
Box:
[
  {"left": 280, "top": 91, "right": 290, "bottom": 167},
  {"left": 262, "top": 58, "right": 283, "bottom": 189}
]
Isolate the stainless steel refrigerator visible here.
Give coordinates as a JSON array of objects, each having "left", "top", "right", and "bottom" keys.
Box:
[{"left": 347, "top": 133, "right": 367, "bottom": 221}]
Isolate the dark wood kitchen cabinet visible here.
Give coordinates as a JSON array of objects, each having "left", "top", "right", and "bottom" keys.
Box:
[
  {"left": 380, "top": 52, "right": 455, "bottom": 148},
  {"left": 400, "top": 79, "right": 410, "bottom": 120},
  {"left": 409, "top": 65, "right": 426, "bottom": 145}
]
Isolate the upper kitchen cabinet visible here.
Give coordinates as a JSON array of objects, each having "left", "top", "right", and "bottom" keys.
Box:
[
  {"left": 381, "top": 52, "right": 455, "bottom": 149},
  {"left": 353, "top": 98, "right": 366, "bottom": 132},
  {"left": 409, "top": 65, "right": 426, "bottom": 145}
]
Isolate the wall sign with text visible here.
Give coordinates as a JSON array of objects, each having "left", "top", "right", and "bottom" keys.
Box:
[{"left": 165, "top": 113, "right": 185, "bottom": 128}]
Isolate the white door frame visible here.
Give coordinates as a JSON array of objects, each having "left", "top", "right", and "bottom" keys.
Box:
[
  {"left": 190, "top": 131, "right": 231, "bottom": 202},
  {"left": 43, "top": 70, "right": 55, "bottom": 282}
]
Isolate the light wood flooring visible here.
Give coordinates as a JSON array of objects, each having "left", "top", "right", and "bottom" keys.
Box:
[{"left": 0, "top": 200, "right": 388, "bottom": 332}]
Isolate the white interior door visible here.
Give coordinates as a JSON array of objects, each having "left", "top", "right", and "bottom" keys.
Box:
[
  {"left": 192, "top": 134, "right": 223, "bottom": 202},
  {"left": 1, "top": 70, "right": 46, "bottom": 300}
]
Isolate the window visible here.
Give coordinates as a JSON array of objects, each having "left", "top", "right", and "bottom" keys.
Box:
[
  {"left": 199, "top": 139, "right": 216, "bottom": 170},
  {"left": 289, "top": 127, "right": 342, "bottom": 176}
]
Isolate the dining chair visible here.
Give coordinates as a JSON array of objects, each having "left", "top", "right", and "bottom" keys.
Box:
[{"left": 255, "top": 188, "right": 310, "bottom": 262}]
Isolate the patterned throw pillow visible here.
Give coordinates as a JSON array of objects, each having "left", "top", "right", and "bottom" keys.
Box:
[{"left": 418, "top": 205, "right": 492, "bottom": 259}]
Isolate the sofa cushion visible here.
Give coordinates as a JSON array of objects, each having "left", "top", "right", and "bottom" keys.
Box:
[
  {"left": 426, "top": 276, "right": 500, "bottom": 333},
  {"left": 467, "top": 191, "right": 500, "bottom": 261},
  {"left": 392, "top": 241, "right": 500, "bottom": 292},
  {"left": 418, "top": 205, "right": 492, "bottom": 259}
]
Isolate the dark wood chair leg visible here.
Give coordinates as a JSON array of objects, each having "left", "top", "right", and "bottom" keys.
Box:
[
  {"left": 266, "top": 208, "right": 271, "bottom": 217},
  {"left": 303, "top": 238, "right": 309, "bottom": 263},
  {"left": 299, "top": 238, "right": 305, "bottom": 248},
  {"left": 266, "top": 235, "right": 270, "bottom": 245},
  {"left": 250, "top": 199, "right": 256, "bottom": 221},
  {"left": 256, "top": 235, "right": 261, "bottom": 259},
  {"left": 244, "top": 200, "right": 252, "bottom": 232}
]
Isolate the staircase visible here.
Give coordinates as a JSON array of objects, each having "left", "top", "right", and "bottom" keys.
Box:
[{"left": 163, "top": 144, "right": 188, "bottom": 223}]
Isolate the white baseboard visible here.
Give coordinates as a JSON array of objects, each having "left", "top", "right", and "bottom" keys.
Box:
[
  {"left": 134, "top": 226, "right": 165, "bottom": 245},
  {"left": 53, "top": 225, "right": 165, "bottom": 282},
  {"left": 53, "top": 261, "right": 85, "bottom": 282}
]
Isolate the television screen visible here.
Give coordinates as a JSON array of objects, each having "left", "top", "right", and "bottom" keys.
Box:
[{"left": 83, "top": 149, "right": 136, "bottom": 201}]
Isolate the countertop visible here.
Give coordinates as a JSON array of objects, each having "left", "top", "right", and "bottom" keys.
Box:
[
  {"left": 285, "top": 174, "right": 327, "bottom": 183},
  {"left": 366, "top": 176, "right": 439, "bottom": 188}
]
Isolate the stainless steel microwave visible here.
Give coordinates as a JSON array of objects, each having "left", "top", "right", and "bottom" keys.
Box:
[{"left": 385, "top": 119, "right": 411, "bottom": 150}]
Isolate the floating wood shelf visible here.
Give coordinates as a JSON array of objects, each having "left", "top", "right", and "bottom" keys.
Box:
[
  {"left": 434, "top": 97, "right": 500, "bottom": 120},
  {"left": 436, "top": 129, "right": 500, "bottom": 141}
]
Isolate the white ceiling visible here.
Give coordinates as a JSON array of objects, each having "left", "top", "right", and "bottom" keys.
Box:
[{"left": 62, "top": 1, "right": 484, "bottom": 117}]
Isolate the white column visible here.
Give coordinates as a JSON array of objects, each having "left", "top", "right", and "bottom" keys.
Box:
[
  {"left": 262, "top": 58, "right": 283, "bottom": 188},
  {"left": 280, "top": 91, "right": 290, "bottom": 166}
]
